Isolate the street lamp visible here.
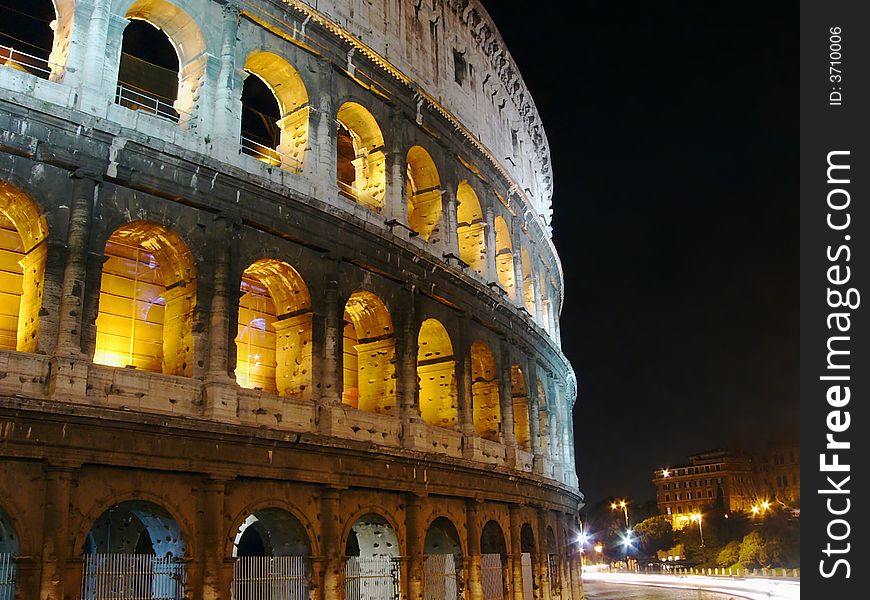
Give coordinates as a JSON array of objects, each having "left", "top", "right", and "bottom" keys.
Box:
[
  {"left": 690, "top": 512, "right": 705, "bottom": 547},
  {"left": 611, "top": 499, "right": 630, "bottom": 528}
]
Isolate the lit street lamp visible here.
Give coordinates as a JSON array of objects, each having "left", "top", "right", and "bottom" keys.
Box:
[
  {"left": 610, "top": 499, "right": 630, "bottom": 528},
  {"left": 690, "top": 512, "right": 705, "bottom": 547}
]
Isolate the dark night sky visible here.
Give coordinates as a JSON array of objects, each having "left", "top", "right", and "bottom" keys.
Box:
[{"left": 480, "top": 1, "right": 799, "bottom": 507}]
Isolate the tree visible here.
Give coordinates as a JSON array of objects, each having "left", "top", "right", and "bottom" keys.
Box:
[
  {"left": 738, "top": 531, "right": 763, "bottom": 568},
  {"left": 716, "top": 541, "right": 740, "bottom": 567},
  {"left": 633, "top": 515, "right": 674, "bottom": 557}
]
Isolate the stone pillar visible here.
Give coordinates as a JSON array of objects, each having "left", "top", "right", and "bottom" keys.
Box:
[
  {"left": 55, "top": 171, "right": 98, "bottom": 355},
  {"left": 484, "top": 206, "right": 497, "bottom": 283},
  {"left": 199, "top": 478, "right": 230, "bottom": 600},
  {"left": 499, "top": 343, "right": 517, "bottom": 450},
  {"left": 75, "top": 0, "right": 118, "bottom": 113},
  {"left": 465, "top": 500, "right": 483, "bottom": 600},
  {"left": 528, "top": 362, "right": 544, "bottom": 472},
  {"left": 318, "top": 273, "right": 342, "bottom": 406},
  {"left": 211, "top": 3, "right": 242, "bottom": 144},
  {"left": 398, "top": 288, "right": 419, "bottom": 422},
  {"left": 536, "top": 508, "right": 552, "bottom": 600},
  {"left": 309, "top": 69, "right": 337, "bottom": 198},
  {"left": 318, "top": 488, "right": 343, "bottom": 600},
  {"left": 533, "top": 260, "right": 545, "bottom": 327},
  {"left": 508, "top": 505, "right": 525, "bottom": 600},
  {"left": 38, "top": 465, "right": 75, "bottom": 600},
  {"left": 204, "top": 216, "right": 238, "bottom": 422},
  {"left": 455, "top": 323, "right": 474, "bottom": 438},
  {"left": 441, "top": 187, "right": 460, "bottom": 257},
  {"left": 405, "top": 494, "right": 424, "bottom": 600},
  {"left": 554, "top": 521, "right": 571, "bottom": 600},
  {"left": 385, "top": 148, "right": 407, "bottom": 225},
  {"left": 511, "top": 218, "right": 525, "bottom": 307}
]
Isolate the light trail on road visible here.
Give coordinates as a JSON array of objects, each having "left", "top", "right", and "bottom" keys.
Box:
[{"left": 583, "top": 572, "right": 800, "bottom": 600}]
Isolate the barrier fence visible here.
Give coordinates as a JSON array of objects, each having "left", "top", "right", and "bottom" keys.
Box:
[
  {"left": 344, "top": 556, "right": 401, "bottom": 600},
  {"left": 232, "top": 555, "right": 308, "bottom": 600},
  {"left": 480, "top": 554, "right": 504, "bottom": 600},
  {"left": 81, "top": 553, "right": 186, "bottom": 600}
]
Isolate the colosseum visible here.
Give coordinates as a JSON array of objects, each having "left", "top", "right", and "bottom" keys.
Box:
[{"left": 0, "top": 0, "right": 582, "bottom": 598}]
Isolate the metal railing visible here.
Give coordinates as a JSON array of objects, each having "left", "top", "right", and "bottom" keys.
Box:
[
  {"left": 1, "top": 44, "right": 52, "bottom": 79},
  {"left": 232, "top": 555, "right": 308, "bottom": 600},
  {"left": 480, "top": 554, "right": 504, "bottom": 600},
  {"left": 520, "top": 553, "right": 534, "bottom": 600},
  {"left": 0, "top": 553, "right": 14, "bottom": 600},
  {"left": 239, "top": 136, "right": 303, "bottom": 174},
  {"left": 115, "top": 83, "right": 180, "bottom": 123},
  {"left": 338, "top": 181, "right": 382, "bottom": 210},
  {"left": 424, "top": 554, "right": 460, "bottom": 600},
  {"left": 344, "top": 556, "right": 400, "bottom": 600},
  {"left": 81, "top": 553, "right": 186, "bottom": 600}
]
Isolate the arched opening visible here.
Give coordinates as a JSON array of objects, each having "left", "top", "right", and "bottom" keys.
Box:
[
  {"left": 241, "top": 52, "right": 309, "bottom": 172},
  {"left": 115, "top": 0, "right": 207, "bottom": 123},
  {"left": 470, "top": 342, "right": 500, "bottom": 441},
  {"left": 511, "top": 365, "right": 531, "bottom": 450},
  {"left": 344, "top": 513, "right": 400, "bottom": 600},
  {"left": 480, "top": 520, "right": 508, "bottom": 600},
  {"left": 81, "top": 500, "right": 186, "bottom": 599},
  {"left": 0, "top": 0, "right": 64, "bottom": 79},
  {"left": 232, "top": 508, "right": 311, "bottom": 599},
  {"left": 0, "top": 182, "right": 48, "bottom": 353},
  {"left": 494, "top": 216, "right": 516, "bottom": 297},
  {"left": 424, "top": 517, "right": 463, "bottom": 600},
  {"left": 336, "top": 102, "right": 386, "bottom": 211},
  {"left": 521, "top": 249, "right": 536, "bottom": 316},
  {"left": 406, "top": 146, "right": 442, "bottom": 241},
  {"left": 94, "top": 221, "right": 196, "bottom": 376},
  {"left": 537, "top": 380, "right": 549, "bottom": 455},
  {"left": 546, "top": 527, "right": 560, "bottom": 594},
  {"left": 342, "top": 291, "right": 396, "bottom": 415},
  {"left": 235, "top": 259, "right": 312, "bottom": 398},
  {"left": 417, "top": 319, "right": 457, "bottom": 429},
  {"left": 519, "top": 523, "right": 537, "bottom": 600},
  {"left": 456, "top": 182, "right": 486, "bottom": 274},
  {"left": 0, "top": 505, "right": 19, "bottom": 598}
]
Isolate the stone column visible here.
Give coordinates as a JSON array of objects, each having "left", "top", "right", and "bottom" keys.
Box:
[
  {"left": 211, "top": 3, "right": 242, "bottom": 144},
  {"left": 318, "top": 269, "right": 342, "bottom": 402},
  {"left": 309, "top": 68, "right": 337, "bottom": 198},
  {"left": 554, "top": 521, "right": 571, "bottom": 600},
  {"left": 499, "top": 343, "right": 517, "bottom": 451},
  {"left": 385, "top": 148, "right": 407, "bottom": 225},
  {"left": 441, "top": 186, "right": 460, "bottom": 257},
  {"left": 511, "top": 217, "right": 525, "bottom": 307},
  {"left": 508, "top": 505, "right": 525, "bottom": 600},
  {"left": 455, "top": 322, "right": 474, "bottom": 437},
  {"left": 318, "top": 488, "right": 343, "bottom": 600},
  {"left": 533, "top": 261, "right": 545, "bottom": 327},
  {"left": 55, "top": 170, "right": 98, "bottom": 355},
  {"left": 527, "top": 362, "right": 544, "bottom": 472},
  {"left": 405, "top": 494, "right": 424, "bottom": 600},
  {"left": 75, "top": 0, "right": 118, "bottom": 113},
  {"left": 535, "top": 508, "right": 552, "bottom": 600},
  {"left": 465, "top": 500, "right": 483, "bottom": 600},
  {"left": 484, "top": 207, "right": 497, "bottom": 283},
  {"left": 204, "top": 216, "right": 238, "bottom": 422},
  {"left": 200, "top": 478, "right": 230, "bottom": 600},
  {"left": 38, "top": 465, "right": 75, "bottom": 600}
]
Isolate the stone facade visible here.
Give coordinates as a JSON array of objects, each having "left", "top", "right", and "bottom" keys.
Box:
[{"left": 0, "top": 1, "right": 581, "bottom": 599}]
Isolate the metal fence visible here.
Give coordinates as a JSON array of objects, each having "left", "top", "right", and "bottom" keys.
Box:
[
  {"left": 239, "top": 136, "right": 303, "bottom": 173},
  {"left": 232, "top": 555, "right": 308, "bottom": 600},
  {"left": 423, "top": 554, "right": 459, "bottom": 600},
  {"left": 115, "top": 83, "right": 180, "bottom": 123},
  {"left": 344, "top": 556, "right": 400, "bottom": 600},
  {"left": 0, "top": 554, "right": 14, "bottom": 600},
  {"left": 480, "top": 554, "right": 504, "bottom": 600},
  {"left": 1, "top": 44, "right": 52, "bottom": 78},
  {"left": 547, "top": 554, "right": 560, "bottom": 596},
  {"left": 520, "top": 553, "right": 534, "bottom": 600},
  {"left": 81, "top": 554, "right": 186, "bottom": 600},
  {"left": 338, "top": 181, "right": 382, "bottom": 210}
]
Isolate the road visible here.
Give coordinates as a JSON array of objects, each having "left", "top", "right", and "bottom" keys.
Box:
[
  {"left": 584, "top": 580, "right": 744, "bottom": 599},
  {"left": 582, "top": 572, "right": 800, "bottom": 600}
]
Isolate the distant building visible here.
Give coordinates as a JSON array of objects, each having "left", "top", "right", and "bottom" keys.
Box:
[{"left": 652, "top": 446, "right": 801, "bottom": 529}]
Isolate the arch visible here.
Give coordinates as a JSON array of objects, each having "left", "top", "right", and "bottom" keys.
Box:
[
  {"left": 0, "top": 504, "right": 20, "bottom": 555},
  {"left": 342, "top": 291, "right": 396, "bottom": 415},
  {"left": 0, "top": 181, "right": 48, "bottom": 352},
  {"left": 242, "top": 51, "right": 309, "bottom": 171},
  {"left": 94, "top": 220, "right": 196, "bottom": 375},
  {"left": 116, "top": 0, "right": 208, "bottom": 123},
  {"left": 345, "top": 512, "right": 400, "bottom": 559},
  {"left": 336, "top": 102, "right": 386, "bottom": 211},
  {"left": 521, "top": 248, "right": 536, "bottom": 316},
  {"left": 545, "top": 526, "right": 561, "bottom": 592},
  {"left": 480, "top": 520, "right": 508, "bottom": 600},
  {"left": 406, "top": 146, "right": 443, "bottom": 241},
  {"left": 417, "top": 319, "right": 457, "bottom": 429},
  {"left": 424, "top": 516, "right": 462, "bottom": 599},
  {"left": 494, "top": 216, "right": 516, "bottom": 297},
  {"left": 511, "top": 365, "right": 531, "bottom": 450},
  {"left": 455, "top": 181, "right": 486, "bottom": 274},
  {"left": 470, "top": 341, "right": 500, "bottom": 441},
  {"left": 520, "top": 523, "right": 536, "bottom": 554},
  {"left": 344, "top": 512, "right": 400, "bottom": 600},
  {"left": 232, "top": 508, "right": 311, "bottom": 557},
  {"left": 235, "top": 259, "right": 312, "bottom": 398},
  {"left": 0, "top": 0, "right": 71, "bottom": 80}
]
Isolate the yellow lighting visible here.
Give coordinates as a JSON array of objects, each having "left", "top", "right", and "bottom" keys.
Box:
[
  {"left": 761, "top": 501, "right": 771, "bottom": 510},
  {"left": 690, "top": 512, "right": 702, "bottom": 523},
  {"left": 594, "top": 544, "right": 603, "bottom": 553},
  {"left": 662, "top": 469, "right": 670, "bottom": 477}
]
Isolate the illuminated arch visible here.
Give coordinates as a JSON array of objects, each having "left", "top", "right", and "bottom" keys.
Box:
[
  {"left": 241, "top": 51, "right": 309, "bottom": 171},
  {"left": 406, "top": 146, "right": 443, "bottom": 241},
  {"left": 470, "top": 341, "right": 500, "bottom": 440},
  {"left": 0, "top": 0, "right": 73, "bottom": 80},
  {"left": 232, "top": 507, "right": 311, "bottom": 557},
  {"left": 94, "top": 220, "right": 196, "bottom": 375},
  {"left": 494, "top": 216, "right": 516, "bottom": 297},
  {"left": 342, "top": 291, "right": 396, "bottom": 415},
  {"left": 417, "top": 319, "right": 457, "bottom": 429},
  {"left": 511, "top": 365, "right": 530, "bottom": 450},
  {"left": 235, "top": 259, "right": 311, "bottom": 398},
  {"left": 521, "top": 249, "right": 536, "bottom": 315},
  {"left": 0, "top": 182, "right": 48, "bottom": 352},
  {"left": 480, "top": 519, "right": 508, "bottom": 598},
  {"left": 336, "top": 102, "right": 386, "bottom": 211},
  {"left": 116, "top": 0, "right": 208, "bottom": 123},
  {"left": 456, "top": 181, "right": 486, "bottom": 274}
]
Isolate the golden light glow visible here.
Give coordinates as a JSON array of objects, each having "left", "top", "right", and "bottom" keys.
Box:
[
  {"left": 510, "top": 364, "right": 531, "bottom": 449},
  {"left": 94, "top": 221, "right": 195, "bottom": 375},
  {"left": 494, "top": 216, "right": 516, "bottom": 297},
  {"left": 336, "top": 102, "right": 386, "bottom": 211},
  {"left": 417, "top": 318, "right": 457, "bottom": 429},
  {"left": 690, "top": 512, "right": 702, "bottom": 523},
  {"left": 456, "top": 181, "right": 486, "bottom": 275},
  {"left": 406, "top": 146, "right": 442, "bottom": 241},
  {"left": 471, "top": 341, "right": 500, "bottom": 440},
  {"left": 521, "top": 248, "right": 536, "bottom": 315},
  {"left": 662, "top": 468, "right": 670, "bottom": 477},
  {"left": 342, "top": 291, "right": 396, "bottom": 415},
  {"left": 594, "top": 544, "right": 603, "bottom": 553}
]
